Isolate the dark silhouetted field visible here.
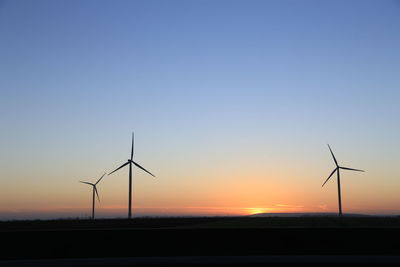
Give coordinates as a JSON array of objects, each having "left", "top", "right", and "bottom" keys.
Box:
[{"left": 2, "top": 216, "right": 400, "bottom": 265}]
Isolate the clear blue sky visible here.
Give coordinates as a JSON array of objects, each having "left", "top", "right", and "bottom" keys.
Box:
[{"left": 0, "top": 0, "right": 399, "bottom": 219}]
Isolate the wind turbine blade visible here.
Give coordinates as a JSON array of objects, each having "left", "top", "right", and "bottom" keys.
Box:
[
  {"left": 108, "top": 161, "right": 129, "bottom": 175},
  {"left": 327, "top": 144, "right": 338, "bottom": 167},
  {"left": 131, "top": 132, "right": 134, "bottom": 160},
  {"left": 94, "top": 187, "right": 100, "bottom": 202},
  {"left": 340, "top": 167, "right": 365, "bottom": 172},
  {"left": 132, "top": 161, "right": 155, "bottom": 177},
  {"left": 322, "top": 168, "right": 337, "bottom": 187},
  {"left": 80, "top": 181, "right": 93, "bottom": 186},
  {"left": 95, "top": 172, "right": 106, "bottom": 185}
]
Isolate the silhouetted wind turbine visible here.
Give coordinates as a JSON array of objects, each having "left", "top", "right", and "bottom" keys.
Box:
[
  {"left": 322, "top": 144, "right": 364, "bottom": 216},
  {"left": 80, "top": 173, "right": 106, "bottom": 220},
  {"left": 108, "top": 132, "right": 155, "bottom": 219}
]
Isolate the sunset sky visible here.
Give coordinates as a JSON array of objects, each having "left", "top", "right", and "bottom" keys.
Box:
[{"left": 0, "top": 0, "right": 399, "bottom": 219}]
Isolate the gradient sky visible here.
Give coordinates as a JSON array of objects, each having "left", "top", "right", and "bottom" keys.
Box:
[{"left": 0, "top": 0, "right": 399, "bottom": 219}]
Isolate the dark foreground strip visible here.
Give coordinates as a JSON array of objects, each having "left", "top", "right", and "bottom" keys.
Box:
[
  {"left": 4, "top": 228, "right": 400, "bottom": 259},
  {"left": 1, "top": 256, "right": 400, "bottom": 266}
]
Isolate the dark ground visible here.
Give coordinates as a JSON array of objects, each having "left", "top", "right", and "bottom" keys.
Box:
[{"left": 1, "top": 216, "right": 400, "bottom": 266}]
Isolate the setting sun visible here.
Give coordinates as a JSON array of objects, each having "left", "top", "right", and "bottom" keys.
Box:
[{"left": 246, "top": 208, "right": 269, "bottom": 215}]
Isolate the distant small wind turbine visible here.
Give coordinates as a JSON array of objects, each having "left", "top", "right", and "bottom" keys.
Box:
[
  {"left": 108, "top": 132, "right": 155, "bottom": 219},
  {"left": 322, "top": 144, "right": 365, "bottom": 216},
  {"left": 80, "top": 173, "right": 106, "bottom": 220}
]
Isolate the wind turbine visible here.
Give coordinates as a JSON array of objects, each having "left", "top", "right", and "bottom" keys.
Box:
[
  {"left": 322, "top": 144, "right": 365, "bottom": 216},
  {"left": 108, "top": 132, "right": 155, "bottom": 219},
  {"left": 80, "top": 173, "right": 106, "bottom": 220}
]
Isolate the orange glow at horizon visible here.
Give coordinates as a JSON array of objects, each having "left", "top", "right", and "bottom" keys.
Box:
[
  {"left": 1, "top": 143, "right": 400, "bottom": 220},
  {"left": 0, "top": 204, "right": 317, "bottom": 218}
]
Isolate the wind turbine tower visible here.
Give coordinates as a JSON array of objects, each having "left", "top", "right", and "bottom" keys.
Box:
[
  {"left": 322, "top": 144, "right": 365, "bottom": 216},
  {"left": 80, "top": 173, "right": 106, "bottom": 219},
  {"left": 109, "top": 132, "right": 155, "bottom": 219}
]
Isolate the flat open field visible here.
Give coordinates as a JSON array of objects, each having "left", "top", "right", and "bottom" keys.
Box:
[{"left": 2, "top": 216, "right": 400, "bottom": 265}]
